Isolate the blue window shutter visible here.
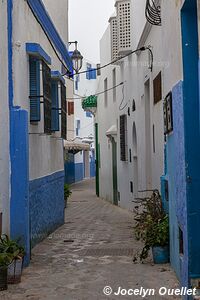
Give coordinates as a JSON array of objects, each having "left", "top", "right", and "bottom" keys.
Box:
[
  {"left": 51, "top": 81, "right": 59, "bottom": 131},
  {"left": 29, "top": 58, "right": 40, "bottom": 121},
  {"left": 91, "top": 68, "right": 97, "bottom": 79}
]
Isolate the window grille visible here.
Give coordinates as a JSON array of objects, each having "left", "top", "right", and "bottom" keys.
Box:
[
  {"left": 51, "top": 80, "right": 59, "bottom": 131},
  {"left": 61, "top": 82, "right": 67, "bottom": 139},
  {"left": 120, "top": 114, "right": 128, "bottom": 161},
  {"left": 42, "top": 61, "right": 52, "bottom": 134}
]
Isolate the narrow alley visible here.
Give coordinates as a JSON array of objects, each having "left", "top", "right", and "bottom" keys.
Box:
[{"left": 2, "top": 180, "right": 179, "bottom": 300}]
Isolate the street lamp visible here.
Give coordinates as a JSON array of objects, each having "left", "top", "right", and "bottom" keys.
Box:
[{"left": 69, "top": 41, "right": 83, "bottom": 74}]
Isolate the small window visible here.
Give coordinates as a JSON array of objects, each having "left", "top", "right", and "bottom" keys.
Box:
[
  {"left": 86, "top": 63, "right": 96, "bottom": 80},
  {"left": 104, "top": 78, "right": 108, "bottom": 107},
  {"left": 61, "top": 82, "right": 67, "bottom": 139},
  {"left": 51, "top": 80, "right": 59, "bottom": 131},
  {"left": 120, "top": 114, "right": 128, "bottom": 161},
  {"left": 76, "top": 119, "right": 81, "bottom": 136},
  {"left": 113, "top": 68, "right": 116, "bottom": 102},
  {"left": 68, "top": 101, "right": 74, "bottom": 115},
  {"left": 153, "top": 71, "right": 162, "bottom": 104},
  {"left": 86, "top": 111, "right": 92, "bottom": 118}
]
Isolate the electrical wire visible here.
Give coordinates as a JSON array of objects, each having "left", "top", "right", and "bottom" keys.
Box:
[
  {"left": 66, "top": 82, "right": 124, "bottom": 100},
  {"left": 26, "top": 2, "right": 154, "bottom": 77},
  {"left": 63, "top": 46, "right": 152, "bottom": 77}
]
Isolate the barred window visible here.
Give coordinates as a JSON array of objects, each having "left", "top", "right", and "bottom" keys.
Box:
[
  {"left": 120, "top": 115, "right": 128, "bottom": 161},
  {"left": 42, "top": 61, "right": 52, "bottom": 134},
  {"left": 61, "top": 83, "right": 67, "bottom": 139}
]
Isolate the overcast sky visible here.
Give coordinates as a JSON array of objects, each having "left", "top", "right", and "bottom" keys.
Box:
[{"left": 69, "top": 0, "right": 115, "bottom": 63}]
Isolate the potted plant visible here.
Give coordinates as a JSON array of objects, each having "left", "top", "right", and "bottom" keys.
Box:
[
  {"left": 0, "top": 253, "right": 13, "bottom": 290},
  {"left": 0, "top": 235, "right": 25, "bottom": 284},
  {"left": 133, "top": 190, "right": 169, "bottom": 264},
  {"left": 64, "top": 184, "right": 72, "bottom": 208}
]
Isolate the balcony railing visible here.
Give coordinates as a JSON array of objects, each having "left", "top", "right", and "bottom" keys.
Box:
[{"left": 145, "top": 0, "right": 161, "bottom": 26}]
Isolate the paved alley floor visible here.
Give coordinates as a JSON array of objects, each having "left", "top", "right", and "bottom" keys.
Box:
[{"left": 2, "top": 179, "right": 180, "bottom": 300}]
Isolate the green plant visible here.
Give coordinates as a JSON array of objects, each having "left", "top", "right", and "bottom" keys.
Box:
[
  {"left": 0, "top": 235, "right": 25, "bottom": 259},
  {"left": 133, "top": 190, "right": 169, "bottom": 261},
  {"left": 0, "top": 253, "right": 13, "bottom": 268},
  {"left": 64, "top": 184, "right": 72, "bottom": 201}
]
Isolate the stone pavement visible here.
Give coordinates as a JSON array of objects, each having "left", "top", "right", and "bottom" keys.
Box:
[{"left": 2, "top": 179, "right": 180, "bottom": 300}]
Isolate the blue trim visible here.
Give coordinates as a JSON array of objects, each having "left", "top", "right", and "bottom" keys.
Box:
[
  {"left": 26, "top": 43, "right": 51, "bottom": 65},
  {"left": 8, "top": 0, "right": 30, "bottom": 266},
  {"left": 8, "top": 0, "right": 13, "bottom": 108},
  {"left": 51, "top": 70, "right": 65, "bottom": 84},
  {"left": 27, "top": 0, "right": 73, "bottom": 71}
]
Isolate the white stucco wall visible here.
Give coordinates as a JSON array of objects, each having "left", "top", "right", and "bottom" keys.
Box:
[
  {"left": 97, "top": 26, "right": 121, "bottom": 204},
  {"left": 12, "top": 0, "right": 69, "bottom": 180},
  {"left": 0, "top": 0, "right": 10, "bottom": 233}
]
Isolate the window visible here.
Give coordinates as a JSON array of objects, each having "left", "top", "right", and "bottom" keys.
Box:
[
  {"left": 113, "top": 68, "right": 116, "bottom": 102},
  {"left": 29, "top": 57, "right": 67, "bottom": 138},
  {"left": 104, "top": 78, "right": 108, "bottom": 107},
  {"left": 61, "top": 82, "right": 67, "bottom": 140},
  {"left": 97, "top": 64, "right": 101, "bottom": 76},
  {"left": 120, "top": 114, "right": 128, "bottom": 161},
  {"left": 75, "top": 74, "right": 79, "bottom": 90},
  {"left": 29, "top": 57, "right": 41, "bottom": 122},
  {"left": 51, "top": 80, "right": 59, "bottom": 131},
  {"left": 68, "top": 101, "right": 74, "bottom": 115},
  {"left": 86, "top": 63, "right": 97, "bottom": 80},
  {"left": 42, "top": 61, "right": 52, "bottom": 134},
  {"left": 76, "top": 119, "right": 81, "bottom": 136},
  {"left": 153, "top": 71, "right": 162, "bottom": 104},
  {"left": 86, "top": 111, "right": 92, "bottom": 118},
  {"left": 163, "top": 92, "right": 173, "bottom": 134}
]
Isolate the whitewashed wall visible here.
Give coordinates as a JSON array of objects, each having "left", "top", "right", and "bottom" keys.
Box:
[
  {"left": 97, "top": 26, "right": 121, "bottom": 204},
  {"left": 12, "top": 0, "right": 67, "bottom": 180},
  {"left": 0, "top": 0, "right": 10, "bottom": 233}
]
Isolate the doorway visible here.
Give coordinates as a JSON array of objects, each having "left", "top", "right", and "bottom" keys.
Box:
[
  {"left": 112, "top": 138, "right": 118, "bottom": 206},
  {"left": 132, "top": 122, "right": 138, "bottom": 198}
]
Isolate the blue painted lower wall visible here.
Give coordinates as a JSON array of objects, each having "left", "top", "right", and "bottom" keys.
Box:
[
  {"left": 29, "top": 170, "right": 65, "bottom": 248},
  {"left": 90, "top": 161, "right": 96, "bottom": 178},
  {"left": 75, "top": 163, "right": 84, "bottom": 182}
]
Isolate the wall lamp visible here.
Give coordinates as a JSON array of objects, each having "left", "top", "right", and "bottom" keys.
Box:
[{"left": 69, "top": 41, "right": 83, "bottom": 74}]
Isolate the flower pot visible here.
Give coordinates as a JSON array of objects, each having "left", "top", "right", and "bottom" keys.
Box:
[
  {"left": 152, "top": 245, "right": 169, "bottom": 264},
  {"left": 0, "top": 267, "right": 8, "bottom": 291},
  {"left": 7, "top": 258, "right": 23, "bottom": 284}
]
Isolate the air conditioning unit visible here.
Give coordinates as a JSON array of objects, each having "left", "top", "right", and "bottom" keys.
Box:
[{"left": 115, "top": 0, "right": 133, "bottom": 56}]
